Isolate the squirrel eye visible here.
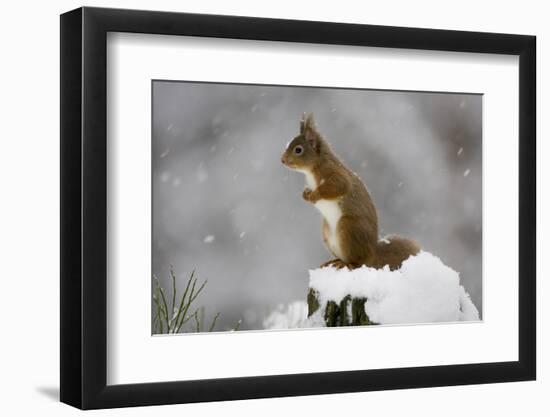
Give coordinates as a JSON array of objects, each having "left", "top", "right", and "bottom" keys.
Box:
[{"left": 294, "top": 145, "right": 304, "bottom": 155}]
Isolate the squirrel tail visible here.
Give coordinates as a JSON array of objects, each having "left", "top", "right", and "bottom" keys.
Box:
[{"left": 374, "top": 235, "right": 420, "bottom": 271}]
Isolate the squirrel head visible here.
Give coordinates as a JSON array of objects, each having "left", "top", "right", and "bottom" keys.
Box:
[{"left": 281, "top": 113, "right": 325, "bottom": 170}]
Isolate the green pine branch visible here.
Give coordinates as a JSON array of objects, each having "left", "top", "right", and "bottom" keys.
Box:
[{"left": 152, "top": 267, "right": 239, "bottom": 334}]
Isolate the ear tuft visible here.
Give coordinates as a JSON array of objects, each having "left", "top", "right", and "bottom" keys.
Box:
[
  {"left": 300, "top": 112, "right": 316, "bottom": 134},
  {"left": 299, "top": 112, "right": 307, "bottom": 133},
  {"left": 300, "top": 113, "right": 320, "bottom": 151},
  {"left": 300, "top": 113, "right": 316, "bottom": 132},
  {"left": 304, "top": 113, "right": 316, "bottom": 139},
  {"left": 304, "top": 113, "right": 315, "bottom": 131}
]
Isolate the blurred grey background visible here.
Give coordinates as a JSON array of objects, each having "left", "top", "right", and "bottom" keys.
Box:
[{"left": 152, "top": 81, "right": 482, "bottom": 332}]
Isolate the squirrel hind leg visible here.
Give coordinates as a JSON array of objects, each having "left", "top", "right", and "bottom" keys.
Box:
[
  {"left": 320, "top": 258, "right": 341, "bottom": 268},
  {"left": 336, "top": 216, "right": 378, "bottom": 267},
  {"left": 320, "top": 259, "right": 349, "bottom": 269}
]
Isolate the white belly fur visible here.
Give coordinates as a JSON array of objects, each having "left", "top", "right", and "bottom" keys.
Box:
[{"left": 297, "top": 169, "right": 344, "bottom": 259}]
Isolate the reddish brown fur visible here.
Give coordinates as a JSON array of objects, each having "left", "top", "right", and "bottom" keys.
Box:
[
  {"left": 373, "top": 236, "right": 420, "bottom": 270},
  {"left": 282, "top": 113, "right": 420, "bottom": 271}
]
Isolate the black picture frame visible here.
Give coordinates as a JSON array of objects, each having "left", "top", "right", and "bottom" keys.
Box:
[{"left": 60, "top": 6, "right": 536, "bottom": 410}]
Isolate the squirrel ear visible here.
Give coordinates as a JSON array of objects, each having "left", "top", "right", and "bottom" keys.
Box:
[
  {"left": 299, "top": 112, "right": 316, "bottom": 133},
  {"left": 302, "top": 113, "right": 321, "bottom": 152},
  {"left": 300, "top": 113, "right": 315, "bottom": 133},
  {"left": 299, "top": 112, "right": 307, "bottom": 133},
  {"left": 304, "top": 113, "right": 315, "bottom": 131},
  {"left": 302, "top": 113, "right": 316, "bottom": 140}
]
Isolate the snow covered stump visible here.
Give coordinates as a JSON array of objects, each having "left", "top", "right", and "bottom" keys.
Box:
[
  {"left": 307, "top": 252, "right": 479, "bottom": 327},
  {"left": 307, "top": 289, "right": 375, "bottom": 326}
]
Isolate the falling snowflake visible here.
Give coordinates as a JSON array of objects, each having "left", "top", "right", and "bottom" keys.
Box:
[
  {"left": 463, "top": 169, "right": 471, "bottom": 177},
  {"left": 457, "top": 147, "right": 463, "bottom": 156},
  {"left": 197, "top": 163, "right": 208, "bottom": 183},
  {"left": 203, "top": 235, "right": 215, "bottom": 243}
]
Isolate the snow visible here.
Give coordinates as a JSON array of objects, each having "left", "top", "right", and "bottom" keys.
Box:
[
  {"left": 463, "top": 169, "right": 471, "bottom": 177},
  {"left": 457, "top": 286, "right": 479, "bottom": 321},
  {"left": 262, "top": 302, "right": 326, "bottom": 329},
  {"left": 457, "top": 147, "right": 463, "bottom": 156},
  {"left": 197, "top": 163, "right": 208, "bottom": 183},
  {"left": 203, "top": 235, "right": 215, "bottom": 244},
  {"left": 309, "top": 251, "right": 479, "bottom": 324},
  {"left": 263, "top": 251, "right": 479, "bottom": 329},
  {"left": 263, "top": 301, "right": 308, "bottom": 329}
]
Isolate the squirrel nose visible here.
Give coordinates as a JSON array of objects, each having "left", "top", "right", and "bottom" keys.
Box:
[{"left": 281, "top": 156, "right": 286, "bottom": 164}]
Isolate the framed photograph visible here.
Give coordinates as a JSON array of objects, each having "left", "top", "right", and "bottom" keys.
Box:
[{"left": 60, "top": 7, "right": 536, "bottom": 409}]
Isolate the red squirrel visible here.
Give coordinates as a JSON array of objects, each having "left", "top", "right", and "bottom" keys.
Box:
[{"left": 281, "top": 113, "right": 420, "bottom": 270}]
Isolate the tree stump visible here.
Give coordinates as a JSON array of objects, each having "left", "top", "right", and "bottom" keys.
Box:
[{"left": 307, "top": 288, "right": 376, "bottom": 326}]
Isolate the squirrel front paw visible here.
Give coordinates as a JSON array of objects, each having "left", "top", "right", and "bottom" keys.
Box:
[{"left": 302, "top": 188, "right": 314, "bottom": 202}]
